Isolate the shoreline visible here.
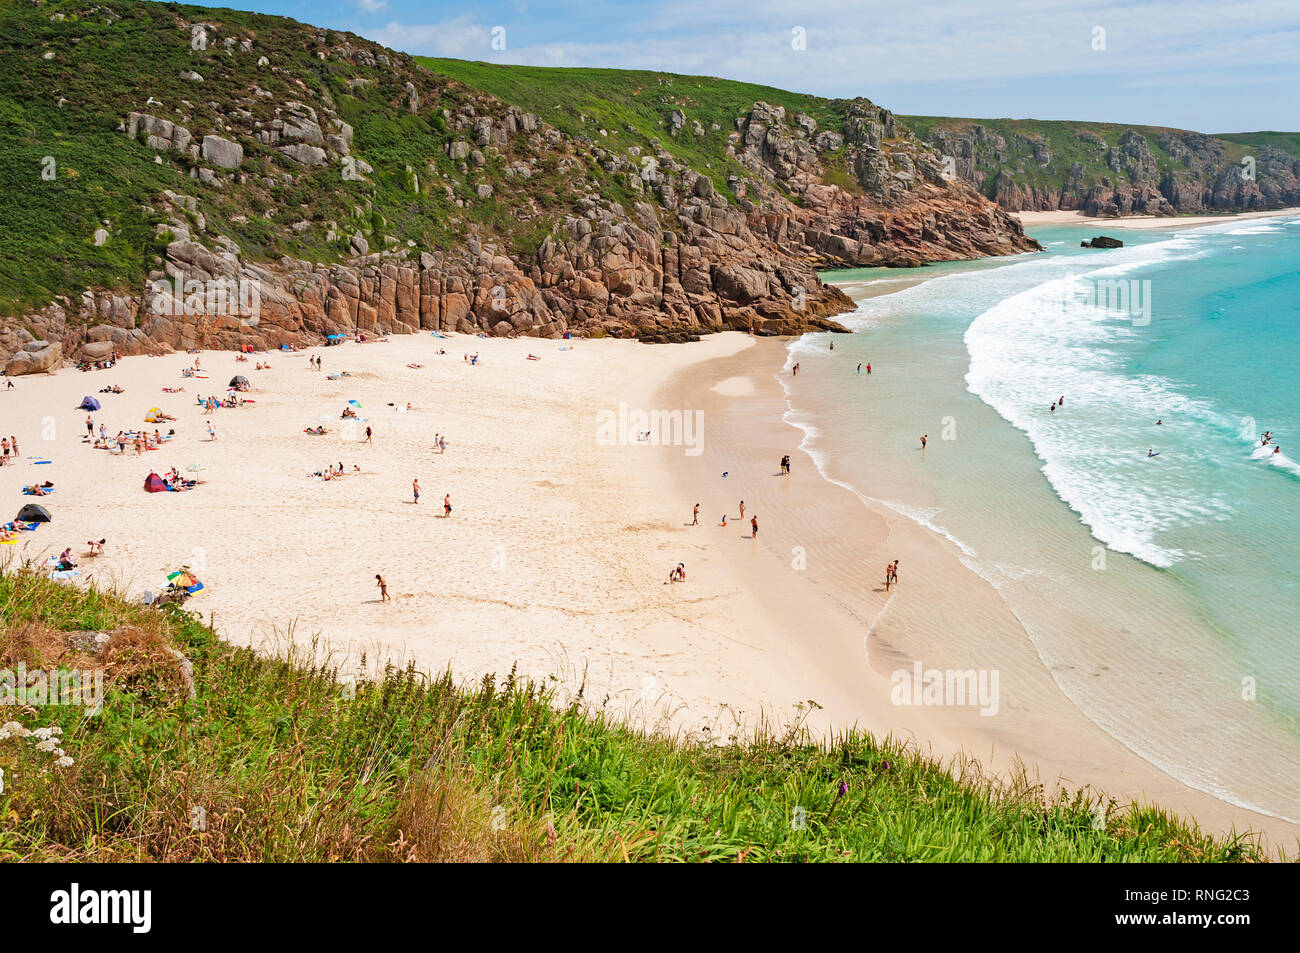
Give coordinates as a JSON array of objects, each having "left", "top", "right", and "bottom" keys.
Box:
[
  {"left": 1015, "top": 206, "right": 1300, "bottom": 230},
  {"left": 646, "top": 337, "right": 1298, "bottom": 852},
  {"left": 2, "top": 327, "right": 1295, "bottom": 854}
]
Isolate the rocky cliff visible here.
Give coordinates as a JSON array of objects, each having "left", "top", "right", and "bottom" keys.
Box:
[
  {"left": 905, "top": 116, "right": 1300, "bottom": 216},
  {"left": 0, "top": 1, "right": 1036, "bottom": 373}
]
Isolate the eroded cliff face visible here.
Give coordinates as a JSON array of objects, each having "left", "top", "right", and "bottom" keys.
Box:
[
  {"left": 0, "top": 11, "right": 1038, "bottom": 373},
  {"left": 919, "top": 123, "right": 1300, "bottom": 216}
]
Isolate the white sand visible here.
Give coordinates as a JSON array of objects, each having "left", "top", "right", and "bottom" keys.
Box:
[
  {"left": 2, "top": 330, "right": 1294, "bottom": 851},
  {"left": 1016, "top": 206, "right": 1300, "bottom": 230}
]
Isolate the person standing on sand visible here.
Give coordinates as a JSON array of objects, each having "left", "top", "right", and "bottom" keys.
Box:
[
  {"left": 885, "top": 562, "right": 893, "bottom": 592},
  {"left": 376, "top": 574, "right": 390, "bottom": 602},
  {"left": 692, "top": 503, "right": 699, "bottom": 526},
  {"left": 10, "top": 436, "right": 16, "bottom": 458},
  {"left": 439, "top": 434, "right": 447, "bottom": 454},
  {"left": 920, "top": 435, "right": 927, "bottom": 449},
  {"left": 413, "top": 478, "right": 420, "bottom": 504},
  {"left": 208, "top": 422, "right": 217, "bottom": 441},
  {"left": 85, "top": 414, "right": 94, "bottom": 437},
  {"left": 781, "top": 454, "right": 791, "bottom": 475},
  {"left": 739, "top": 500, "right": 745, "bottom": 522},
  {"left": 364, "top": 426, "right": 373, "bottom": 445},
  {"left": 750, "top": 516, "right": 758, "bottom": 538},
  {"left": 890, "top": 561, "right": 899, "bottom": 588},
  {"left": 444, "top": 494, "right": 452, "bottom": 518}
]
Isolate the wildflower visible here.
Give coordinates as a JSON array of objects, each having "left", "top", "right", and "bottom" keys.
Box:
[
  {"left": 55, "top": 756, "right": 74, "bottom": 768},
  {"left": 32, "top": 727, "right": 55, "bottom": 741},
  {"left": 35, "top": 738, "right": 58, "bottom": 752},
  {"left": 837, "top": 780, "right": 849, "bottom": 797}
]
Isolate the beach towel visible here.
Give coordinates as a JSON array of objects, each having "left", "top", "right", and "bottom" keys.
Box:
[
  {"left": 21, "top": 487, "right": 53, "bottom": 495},
  {"left": 32, "top": 460, "right": 52, "bottom": 465},
  {"left": 49, "top": 569, "right": 80, "bottom": 580}
]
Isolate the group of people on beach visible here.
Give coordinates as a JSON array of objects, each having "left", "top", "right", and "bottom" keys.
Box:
[{"left": 0, "top": 434, "right": 20, "bottom": 465}]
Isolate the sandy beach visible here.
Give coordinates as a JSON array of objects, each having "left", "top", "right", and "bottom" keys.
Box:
[
  {"left": 1016, "top": 206, "right": 1300, "bottom": 230},
  {"left": 1, "top": 328, "right": 1295, "bottom": 852}
]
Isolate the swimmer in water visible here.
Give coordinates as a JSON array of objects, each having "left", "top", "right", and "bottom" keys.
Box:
[
  {"left": 1148, "top": 449, "right": 1159, "bottom": 457},
  {"left": 1156, "top": 419, "right": 1162, "bottom": 425}
]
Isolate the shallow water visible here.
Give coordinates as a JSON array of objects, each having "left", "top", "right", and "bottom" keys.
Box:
[{"left": 793, "top": 216, "right": 1300, "bottom": 822}]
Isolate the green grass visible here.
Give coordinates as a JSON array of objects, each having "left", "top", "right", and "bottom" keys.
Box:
[
  {"left": 0, "top": 571, "right": 1276, "bottom": 862},
  {"left": 1216, "top": 131, "right": 1300, "bottom": 155},
  {"left": 899, "top": 115, "right": 1262, "bottom": 200},
  {"left": 420, "top": 59, "right": 855, "bottom": 200}
]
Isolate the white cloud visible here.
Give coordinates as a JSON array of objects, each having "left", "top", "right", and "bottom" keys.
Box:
[{"left": 353, "top": 0, "right": 388, "bottom": 12}]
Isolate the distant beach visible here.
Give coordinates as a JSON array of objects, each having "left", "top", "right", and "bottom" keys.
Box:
[{"left": 1016, "top": 206, "right": 1300, "bottom": 230}]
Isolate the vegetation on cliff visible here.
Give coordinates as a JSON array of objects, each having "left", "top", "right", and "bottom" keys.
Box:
[
  {"left": 903, "top": 114, "right": 1300, "bottom": 215},
  {"left": 0, "top": 0, "right": 1033, "bottom": 362}
]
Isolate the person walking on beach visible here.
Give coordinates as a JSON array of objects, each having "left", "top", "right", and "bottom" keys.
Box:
[
  {"left": 780, "top": 454, "right": 791, "bottom": 475},
  {"left": 739, "top": 500, "right": 745, "bottom": 522},
  {"left": 413, "top": 478, "right": 420, "bottom": 504},
  {"left": 439, "top": 434, "right": 447, "bottom": 454},
  {"left": 376, "top": 574, "right": 390, "bottom": 602},
  {"left": 920, "top": 434, "right": 927, "bottom": 449},
  {"left": 885, "top": 562, "right": 893, "bottom": 592},
  {"left": 889, "top": 560, "right": 899, "bottom": 588},
  {"left": 207, "top": 421, "right": 217, "bottom": 441},
  {"left": 692, "top": 503, "right": 699, "bottom": 526},
  {"left": 364, "top": 425, "right": 373, "bottom": 445},
  {"left": 444, "top": 494, "right": 452, "bottom": 518},
  {"left": 750, "top": 515, "right": 758, "bottom": 539}
]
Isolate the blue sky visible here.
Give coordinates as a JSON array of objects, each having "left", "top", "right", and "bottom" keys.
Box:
[{"left": 226, "top": 0, "right": 1298, "bottom": 132}]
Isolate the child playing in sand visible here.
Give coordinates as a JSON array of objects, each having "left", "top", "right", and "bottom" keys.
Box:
[{"left": 375, "top": 574, "right": 390, "bottom": 602}]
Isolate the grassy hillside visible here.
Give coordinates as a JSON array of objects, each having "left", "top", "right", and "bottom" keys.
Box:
[
  {"left": 420, "top": 59, "right": 866, "bottom": 196},
  {"left": 1217, "top": 131, "right": 1300, "bottom": 155},
  {"left": 0, "top": 570, "right": 1272, "bottom": 862},
  {"left": 900, "top": 115, "right": 1253, "bottom": 197}
]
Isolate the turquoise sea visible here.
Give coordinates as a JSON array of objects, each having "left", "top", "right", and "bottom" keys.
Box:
[{"left": 792, "top": 215, "right": 1300, "bottom": 823}]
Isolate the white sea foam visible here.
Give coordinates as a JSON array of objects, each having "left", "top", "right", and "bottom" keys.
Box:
[{"left": 961, "top": 236, "right": 1239, "bottom": 568}]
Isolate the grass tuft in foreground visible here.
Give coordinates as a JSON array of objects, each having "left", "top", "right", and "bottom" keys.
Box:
[{"left": 0, "top": 571, "right": 1274, "bottom": 862}]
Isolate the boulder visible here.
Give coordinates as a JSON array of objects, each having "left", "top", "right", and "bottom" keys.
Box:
[
  {"left": 5, "top": 340, "right": 62, "bottom": 376},
  {"left": 201, "top": 135, "right": 244, "bottom": 170},
  {"left": 1082, "top": 235, "right": 1124, "bottom": 249}
]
